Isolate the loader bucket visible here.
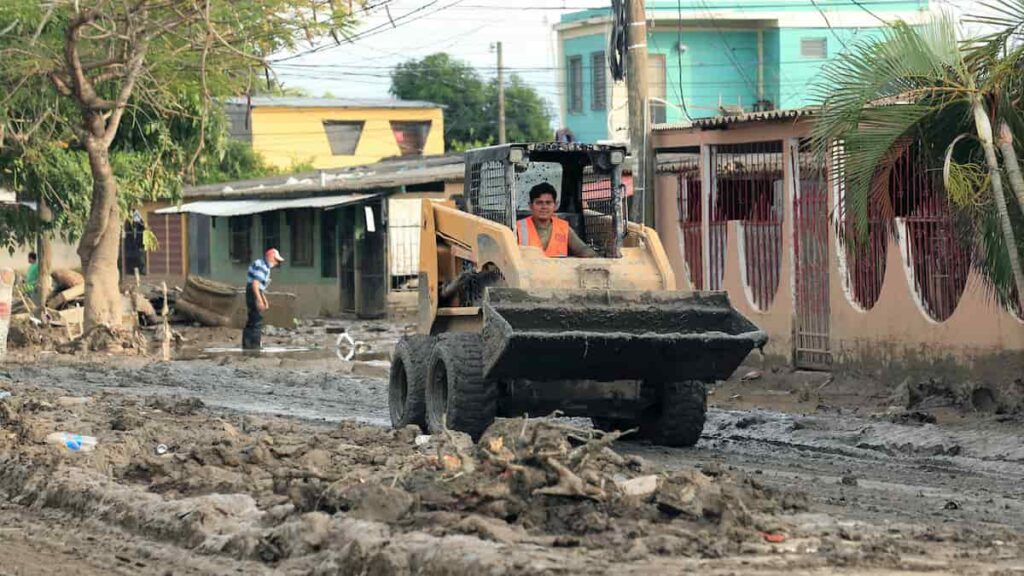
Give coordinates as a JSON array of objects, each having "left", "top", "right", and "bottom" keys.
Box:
[{"left": 481, "top": 288, "right": 768, "bottom": 382}]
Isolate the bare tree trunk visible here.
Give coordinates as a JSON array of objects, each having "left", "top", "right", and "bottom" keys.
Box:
[
  {"left": 974, "top": 101, "right": 1024, "bottom": 311},
  {"left": 997, "top": 121, "right": 1024, "bottom": 213},
  {"left": 35, "top": 193, "right": 53, "bottom": 315},
  {"left": 78, "top": 138, "right": 123, "bottom": 329}
]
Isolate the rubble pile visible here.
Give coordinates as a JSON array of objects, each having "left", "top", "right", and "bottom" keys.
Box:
[
  {"left": 8, "top": 269, "right": 173, "bottom": 353},
  {"left": 0, "top": 386, "right": 804, "bottom": 569}
]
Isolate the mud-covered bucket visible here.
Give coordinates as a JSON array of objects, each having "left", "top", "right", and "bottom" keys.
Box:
[
  {"left": 0, "top": 268, "right": 14, "bottom": 362},
  {"left": 481, "top": 288, "right": 767, "bottom": 382}
]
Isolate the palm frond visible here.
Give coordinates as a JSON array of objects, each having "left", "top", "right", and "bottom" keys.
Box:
[{"left": 811, "top": 15, "right": 975, "bottom": 244}]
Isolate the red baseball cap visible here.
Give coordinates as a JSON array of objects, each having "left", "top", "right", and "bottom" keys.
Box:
[{"left": 265, "top": 248, "right": 285, "bottom": 262}]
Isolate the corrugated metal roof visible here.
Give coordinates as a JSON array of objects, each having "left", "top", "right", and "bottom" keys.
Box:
[
  {"left": 184, "top": 154, "right": 464, "bottom": 201},
  {"left": 225, "top": 96, "right": 441, "bottom": 110},
  {"left": 155, "top": 193, "right": 378, "bottom": 217},
  {"left": 653, "top": 108, "right": 817, "bottom": 131}
]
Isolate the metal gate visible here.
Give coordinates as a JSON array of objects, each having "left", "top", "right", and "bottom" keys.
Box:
[{"left": 792, "top": 140, "right": 832, "bottom": 369}]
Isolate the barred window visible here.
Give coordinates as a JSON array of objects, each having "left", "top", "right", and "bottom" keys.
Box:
[
  {"left": 591, "top": 51, "right": 606, "bottom": 110},
  {"left": 568, "top": 56, "right": 583, "bottom": 114},
  {"left": 261, "top": 212, "right": 281, "bottom": 252},
  {"left": 288, "top": 209, "right": 314, "bottom": 267},
  {"left": 229, "top": 216, "right": 251, "bottom": 263}
]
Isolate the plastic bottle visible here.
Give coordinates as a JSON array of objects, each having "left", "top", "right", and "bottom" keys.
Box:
[{"left": 46, "top": 432, "right": 98, "bottom": 452}]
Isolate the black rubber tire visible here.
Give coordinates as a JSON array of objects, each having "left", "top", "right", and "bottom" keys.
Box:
[
  {"left": 425, "top": 333, "right": 497, "bottom": 439},
  {"left": 641, "top": 381, "right": 707, "bottom": 447},
  {"left": 388, "top": 335, "right": 433, "bottom": 429}
]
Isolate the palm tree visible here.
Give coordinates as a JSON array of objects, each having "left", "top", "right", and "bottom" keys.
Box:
[{"left": 810, "top": 8, "right": 1024, "bottom": 314}]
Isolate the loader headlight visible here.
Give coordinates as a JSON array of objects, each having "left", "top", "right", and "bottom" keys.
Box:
[
  {"left": 509, "top": 148, "right": 524, "bottom": 163},
  {"left": 610, "top": 150, "right": 624, "bottom": 165}
]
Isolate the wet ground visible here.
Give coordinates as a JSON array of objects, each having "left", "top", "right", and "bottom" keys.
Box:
[{"left": 0, "top": 329, "right": 1022, "bottom": 573}]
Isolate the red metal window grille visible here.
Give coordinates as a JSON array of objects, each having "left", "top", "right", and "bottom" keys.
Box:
[
  {"left": 888, "top": 143, "right": 971, "bottom": 322},
  {"left": 832, "top": 144, "right": 888, "bottom": 311},
  {"left": 714, "top": 142, "right": 784, "bottom": 309},
  {"left": 668, "top": 154, "right": 703, "bottom": 289}
]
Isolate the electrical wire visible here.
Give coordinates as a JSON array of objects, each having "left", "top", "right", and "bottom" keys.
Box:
[
  {"left": 676, "top": 0, "right": 692, "bottom": 121},
  {"left": 808, "top": 0, "right": 850, "bottom": 52},
  {"left": 608, "top": 0, "right": 626, "bottom": 82},
  {"left": 272, "top": 0, "right": 466, "bottom": 63},
  {"left": 849, "top": 0, "right": 890, "bottom": 25}
]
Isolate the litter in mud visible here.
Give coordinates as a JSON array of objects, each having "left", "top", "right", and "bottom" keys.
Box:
[{"left": 201, "top": 346, "right": 314, "bottom": 355}]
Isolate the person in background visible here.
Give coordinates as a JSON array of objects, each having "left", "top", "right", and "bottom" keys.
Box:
[
  {"left": 23, "top": 252, "right": 38, "bottom": 296},
  {"left": 243, "top": 247, "right": 284, "bottom": 351},
  {"left": 555, "top": 127, "right": 576, "bottom": 144}
]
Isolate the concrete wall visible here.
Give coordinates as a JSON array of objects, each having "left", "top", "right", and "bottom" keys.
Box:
[
  {"left": 194, "top": 188, "right": 459, "bottom": 318},
  {"left": 205, "top": 208, "right": 341, "bottom": 316},
  {"left": 562, "top": 32, "right": 611, "bottom": 143},
  {"left": 557, "top": 1, "right": 934, "bottom": 140},
  {"left": 654, "top": 120, "right": 1024, "bottom": 376},
  {"left": 250, "top": 106, "right": 445, "bottom": 170},
  {"left": 1, "top": 241, "right": 80, "bottom": 276}
]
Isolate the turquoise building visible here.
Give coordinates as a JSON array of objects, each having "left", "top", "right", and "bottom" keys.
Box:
[{"left": 556, "top": 0, "right": 933, "bottom": 142}]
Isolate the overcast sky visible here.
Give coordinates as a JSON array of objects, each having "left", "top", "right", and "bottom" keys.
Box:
[
  {"left": 270, "top": 1, "right": 594, "bottom": 110},
  {"left": 270, "top": 0, "right": 979, "bottom": 124}
]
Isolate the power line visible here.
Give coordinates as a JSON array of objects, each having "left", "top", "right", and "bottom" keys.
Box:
[
  {"left": 809, "top": 0, "right": 850, "bottom": 52},
  {"left": 272, "top": 0, "right": 466, "bottom": 63},
  {"left": 848, "top": 0, "right": 890, "bottom": 25},
  {"left": 676, "top": 0, "right": 692, "bottom": 121}
]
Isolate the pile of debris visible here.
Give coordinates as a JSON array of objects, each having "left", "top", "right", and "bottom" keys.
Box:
[
  {"left": 0, "top": 386, "right": 806, "bottom": 569},
  {"left": 9, "top": 269, "right": 88, "bottom": 343},
  {"left": 395, "top": 417, "right": 800, "bottom": 549},
  {"left": 7, "top": 269, "right": 174, "bottom": 353}
]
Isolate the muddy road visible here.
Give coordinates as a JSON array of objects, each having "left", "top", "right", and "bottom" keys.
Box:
[{"left": 1, "top": 353, "right": 1023, "bottom": 574}]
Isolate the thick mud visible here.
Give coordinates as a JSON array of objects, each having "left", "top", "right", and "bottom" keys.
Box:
[{"left": 1, "top": 350, "right": 1023, "bottom": 574}]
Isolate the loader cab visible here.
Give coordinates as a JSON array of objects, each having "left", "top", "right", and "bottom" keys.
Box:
[{"left": 464, "top": 143, "right": 627, "bottom": 258}]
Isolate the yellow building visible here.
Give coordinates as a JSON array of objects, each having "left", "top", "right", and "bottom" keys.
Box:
[{"left": 225, "top": 97, "right": 445, "bottom": 170}]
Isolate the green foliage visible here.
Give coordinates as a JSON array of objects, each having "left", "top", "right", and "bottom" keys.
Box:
[
  {"left": 390, "top": 53, "right": 553, "bottom": 149},
  {"left": 810, "top": 8, "right": 1024, "bottom": 310},
  {"left": 142, "top": 230, "right": 160, "bottom": 253},
  {"left": 490, "top": 75, "right": 553, "bottom": 143},
  {"left": 0, "top": 1, "right": 358, "bottom": 253},
  {"left": 391, "top": 53, "right": 490, "bottom": 148}
]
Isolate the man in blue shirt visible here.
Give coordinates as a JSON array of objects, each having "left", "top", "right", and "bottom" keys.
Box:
[{"left": 243, "top": 247, "right": 284, "bottom": 351}]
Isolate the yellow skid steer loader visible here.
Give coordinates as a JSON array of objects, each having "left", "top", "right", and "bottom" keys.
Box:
[{"left": 388, "top": 143, "right": 766, "bottom": 446}]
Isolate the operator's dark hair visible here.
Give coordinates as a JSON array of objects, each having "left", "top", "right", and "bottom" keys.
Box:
[
  {"left": 529, "top": 182, "right": 557, "bottom": 203},
  {"left": 28, "top": 252, "right": 37, "bottom": 261}
]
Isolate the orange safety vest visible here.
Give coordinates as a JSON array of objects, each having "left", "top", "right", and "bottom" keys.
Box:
[{"left": 517, "top": 216, "right": 569, "bottom": 258}]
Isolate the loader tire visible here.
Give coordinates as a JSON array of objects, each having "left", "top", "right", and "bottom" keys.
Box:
[
  {"left": 388, "top": 335, "right": 433, "bottom": 429},
  {"left": 641, "top": 381, "right": 707, "bottom": 447},
  {"left": 425, "top": 333, "right": 497, "bottom": 439}
]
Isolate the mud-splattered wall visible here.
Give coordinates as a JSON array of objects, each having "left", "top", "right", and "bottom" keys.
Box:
[{"left": 654, "top": 116, "right": 1024, "bottom": 379}]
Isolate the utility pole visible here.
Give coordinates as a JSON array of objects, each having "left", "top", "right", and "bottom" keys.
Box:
[
  {"left": 496, "top": 41, "right": 506, "bottom": 144},
  {"left": 626, "top": 0, "right": 653, "bottom": 226}
]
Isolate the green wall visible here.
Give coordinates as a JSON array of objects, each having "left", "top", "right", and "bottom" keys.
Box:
[
  {"left": 560, "top": 1, "right": 929, "bottom": 25},
  {"left": 559, "top": 0, "right": 931, "bottom": 139},
  {"left": 563, "top": 34, "right": 611, "bottom": 144},
  {"left": 207, "top": 209, "right": 338, "bottom": 287}
]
